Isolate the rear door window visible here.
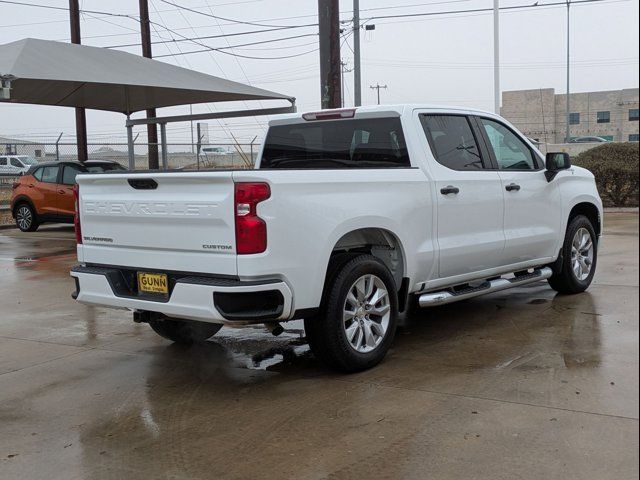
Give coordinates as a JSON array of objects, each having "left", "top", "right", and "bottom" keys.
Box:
[
  {"left": 40, "top": 166, "right": 59, "bottom": 183},
  {"left": 260, "top": 117, "right": 410, "bottom": 169},
  {"left": 420, "top": 115, "right": 486, "bottom": 171},
  {"left": 10, "top": 158, "right": 23, "bottom": 168}
]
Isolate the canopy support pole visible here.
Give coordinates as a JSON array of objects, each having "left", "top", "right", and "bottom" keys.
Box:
[
  {"left": 160, "top": 123, "right": 168, "bottom": 170},
  {"left": 126, "top": 114, "right": 135, "bottom": 170}
]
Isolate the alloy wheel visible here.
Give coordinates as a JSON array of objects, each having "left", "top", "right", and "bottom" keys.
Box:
[
  {"left": 342, "top": 274, "right": 391, "bottom": 353},
  {"left": 571, "top": 227, "right": 594, "bottom": 281},
  {"left": 16, "top": 206, "right": 32, "bottom": 231}
]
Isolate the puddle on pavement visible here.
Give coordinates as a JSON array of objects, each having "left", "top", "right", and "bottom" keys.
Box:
[{"left": 212, "top": 321, "right": 313, "bottom": 371}]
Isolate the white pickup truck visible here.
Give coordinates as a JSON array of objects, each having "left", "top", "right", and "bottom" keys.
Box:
[{"left": 71, "top": 105, "right": 603, "bottom": 371}]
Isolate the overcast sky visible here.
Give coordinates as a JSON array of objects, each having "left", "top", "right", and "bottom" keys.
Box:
[{"left": 0, "top": 0, "right": 638, "bottom": 146}]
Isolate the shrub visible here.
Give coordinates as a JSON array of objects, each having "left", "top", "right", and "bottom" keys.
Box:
[{"left": 573, "top": 142, "right": 639, "bottom": 207}]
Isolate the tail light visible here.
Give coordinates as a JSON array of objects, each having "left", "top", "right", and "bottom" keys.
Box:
[
  {"left": 234, "top": 182, "right": 270, "bottom": 254},
  {"left": 73, "top": 184, "right": 82, "bottom": 244}
]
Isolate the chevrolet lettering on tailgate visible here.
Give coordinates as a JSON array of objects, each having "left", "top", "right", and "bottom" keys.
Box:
[{"left": 83, "top": 201, "right": 218, "bottom": 217}]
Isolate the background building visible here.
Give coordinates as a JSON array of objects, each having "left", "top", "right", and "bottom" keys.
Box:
[
  {"left": 501, "top": 88, "right": 639, "bottom": 144},
  {"left": 0, "top": 136, "right": 45, "bottom": 158}
]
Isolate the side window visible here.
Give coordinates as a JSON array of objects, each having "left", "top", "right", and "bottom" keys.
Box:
[
  {"left": 62, "top": 165, "right": 82, "bottom": 185},
  {"left": 420, "top": 115, "right": 485, "bottom": 171},
  {"left": 0, "top": 158, "right": 6, "bottom": 166},
  {"left": 32, "top": 168, "right": 44, "bottom": 181},
  {"left": 479, "top": 118, "right": 536, "bottom": 171},
  {"left": 40, "top": 166, "right": 59, "bottom": 183},
  {"left": 10, "top": 158, "right": 22, "bottom": 167}
]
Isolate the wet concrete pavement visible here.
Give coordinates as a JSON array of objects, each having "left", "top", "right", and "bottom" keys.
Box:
[{"left": 0, "top": 214, "right": 638, "bottom": 480}]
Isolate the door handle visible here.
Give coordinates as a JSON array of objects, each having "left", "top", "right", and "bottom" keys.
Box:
[
  {"left": 58, "top": 189, "right": 66, "bottom": 194},
  {"left": 440, "top": 185, "right": 460, "bottom": 195},
  {"left": 505, "top": 183, "right": 521, "bottom": 192}
]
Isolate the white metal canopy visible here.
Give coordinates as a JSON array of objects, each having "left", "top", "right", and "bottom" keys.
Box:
[
  {"left": 0, "top": 38, "right": 294, "bottom": 113},
  {"left": 1, "top": 38, "right": 297, "bottom": 169}
]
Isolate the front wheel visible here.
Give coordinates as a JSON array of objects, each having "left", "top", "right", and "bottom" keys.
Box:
[
  {"left": 149, "top": 315, "right": 222, "bottom": 344},
  {"left": 548, "top": 215, "right": 598, "bottom": 294},
  {"left": 305, "top": 254, "right": 398, "bottom": 372}
]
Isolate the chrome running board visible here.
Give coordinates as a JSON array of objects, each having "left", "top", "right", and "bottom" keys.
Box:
[{"left": 418, "top": 267, "right": 553, "bottom": 308}]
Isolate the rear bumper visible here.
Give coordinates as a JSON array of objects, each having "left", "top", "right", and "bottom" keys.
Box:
[{"left": 70, "top": 265, "right": 293, "bottom": 324}]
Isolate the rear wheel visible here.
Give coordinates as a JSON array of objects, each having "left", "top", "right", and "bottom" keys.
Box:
[
  {"left": 305, "top": 254, "right": 398, "bottom": 372},
  {"left": 548, "top": 215, "right": 598, "bottom": 294},
  {"left": 149, "top": 315, "right": 222, "bottom": 344},
  {"left": 15, "top": 203, "right": 39, "bottom": 232}
]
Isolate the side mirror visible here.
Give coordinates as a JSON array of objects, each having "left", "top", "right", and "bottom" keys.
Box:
[{"left": 545, "top": 152, "right": 571, "bottom": 182}]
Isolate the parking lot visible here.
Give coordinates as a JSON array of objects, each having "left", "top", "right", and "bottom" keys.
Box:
[{"left": 0, "top": 213, "right": 638, "bottom": 480}]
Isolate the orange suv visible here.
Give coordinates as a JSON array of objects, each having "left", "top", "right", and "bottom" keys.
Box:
[{"left": 10, "top": 160, "right": 125, "bottom": 231}]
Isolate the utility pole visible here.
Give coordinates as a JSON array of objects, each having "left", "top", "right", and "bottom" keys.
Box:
[
  {"left": 318, "top": 0, "right": 341, "bottom": 109},
  {"left": 370, "top": 83, "right": 387, "bottom": 105},
  {"left": 139, "top": 0, "right": 159, "bottom": 169},
  {"left": 353, "top": 0, "right": 362, "bottom": 107},
  {"left": 493, "top": 0, "right": 500, "bottom": 114},
  {"left": 565, "top": 0, "right": 572, "bottom": 143},
  {"left": 340, "top": 60, "right": 353, "bottom": 107},
  {"left": 69, "top": 0, "right": 87, "bottom": 162}
]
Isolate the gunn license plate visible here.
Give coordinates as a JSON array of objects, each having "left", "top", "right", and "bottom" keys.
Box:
[{"left": 137, "top": 272, "right": 169, "bottom": 295}]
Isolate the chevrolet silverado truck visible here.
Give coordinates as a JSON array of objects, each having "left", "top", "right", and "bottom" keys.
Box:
[{"left": 71, "top": 105, "right": 603, "bottom": 372}]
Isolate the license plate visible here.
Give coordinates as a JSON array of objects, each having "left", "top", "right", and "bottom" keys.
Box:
[{"left": 137, "top": 272, "right": 169, "bottom": 295}]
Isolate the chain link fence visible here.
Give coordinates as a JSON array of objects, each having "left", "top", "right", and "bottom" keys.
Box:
[
  {"left": 2, "top": 141, "right": 260, "bottom": 170},
  {"left": 1, "top": 141, "right": 261, "bottom": 225}
]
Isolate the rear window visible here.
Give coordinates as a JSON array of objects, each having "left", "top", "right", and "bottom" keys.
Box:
[
  {"left": 260, "top": 117, "right": 410, "bottom": 169},
  {"left": 32, "top": 167, "right": 44, "bottom": 181},
  {"left": 62, "top": 164, "right": 83, "bottom": 185}
]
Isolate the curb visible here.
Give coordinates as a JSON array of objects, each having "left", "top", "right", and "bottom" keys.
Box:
[{"left": 604, "top": 207, "right": 639, "bottom": 213}]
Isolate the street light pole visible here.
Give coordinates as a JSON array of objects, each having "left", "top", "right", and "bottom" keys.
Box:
[{"left": 565, "top": 0, "right": 571, "bottom": 143}]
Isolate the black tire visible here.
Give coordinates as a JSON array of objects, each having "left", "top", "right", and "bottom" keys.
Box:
[
  {"left": 149, "top": 315, "right": 222, "bottom": 344},
  {"left": 305, "top": 254, "right": 398, "bottom": 372},
  {"left": 15, "top": 203, "right": 39, "bottom": 232},
  {"left": 548, "top": 215, "right": 598, "bottom": 294}
]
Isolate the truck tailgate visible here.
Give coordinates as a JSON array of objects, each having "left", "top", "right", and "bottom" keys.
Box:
[{"left": 76, "top": 172, "right": 237, "bottom": 276}]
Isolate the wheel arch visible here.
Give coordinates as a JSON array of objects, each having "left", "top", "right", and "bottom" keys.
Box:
[
  {"left": 325, "top": 227, "right": 408, "bottom": 300},
  {"left": 11, "top": 195, "right": 36, "bottom": 218},
  {"left": 569, "top": 202, "right": 602, "bottom": 237}
]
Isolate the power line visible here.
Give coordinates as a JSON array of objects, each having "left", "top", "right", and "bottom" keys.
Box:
[
  {"left": 153, "top": 32, "right": 318, "bottom": 58},
  {"left": 156, "top": 0, "right": 314, "bottom": 29},
  {"left": 363, "top": 0, "right": 620, "bottom": 23},
  {"left": 105, "top": 24, "right": 317, "bottom": 49},
  {"left": 102, "top": 0, "right": 623, "bottom": 50},
  {"left": 146, "top": 20, "right": 319, "bottom": 60},
  {"left": 0, "top": 0, "right": 137, "bottom": 19}
]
